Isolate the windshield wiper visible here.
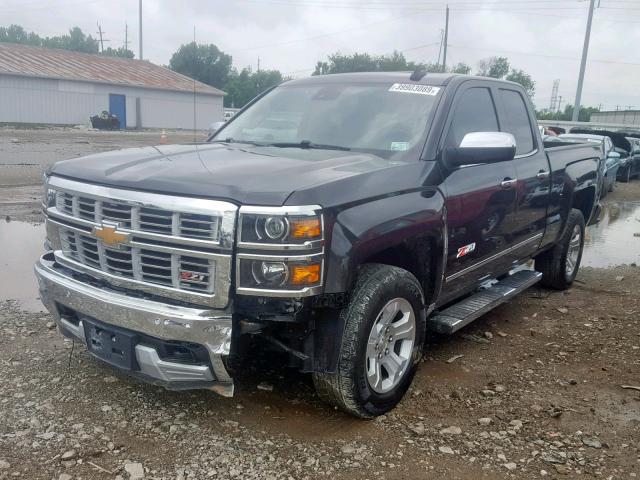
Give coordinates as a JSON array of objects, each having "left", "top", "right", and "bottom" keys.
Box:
[
  {"left": 210, "top": 138, "right": 265, "bottom": 146},
  {"left": 265, "top": 140, "right": 351, "bottom": 151}
]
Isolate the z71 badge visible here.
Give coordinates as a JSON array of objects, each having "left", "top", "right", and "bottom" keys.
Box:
[{"left": 456, "top": 243, "right": 476, "bottom": 259}]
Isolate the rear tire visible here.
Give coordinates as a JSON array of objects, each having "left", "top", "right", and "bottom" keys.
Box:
[
  {"left": 313, "top": 264, "right": 426, "bottom": 418},
  {"left": 536, "top": 209, "right": 585, "bottom": 290}
]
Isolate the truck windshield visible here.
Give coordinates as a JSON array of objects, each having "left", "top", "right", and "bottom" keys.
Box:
[{"left": 211, "top": 82, "right": 440, "bottom": 157}]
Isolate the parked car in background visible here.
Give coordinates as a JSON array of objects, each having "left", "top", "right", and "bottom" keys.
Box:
[
  {"left": 558, "top": 133, "right": 620, "bottom": 196},
  {"left": 622, "top": 134, "right": 640, "bottom": 181},
  {"left": 570, "top": 129, "right": 635, "bottom": 184}
]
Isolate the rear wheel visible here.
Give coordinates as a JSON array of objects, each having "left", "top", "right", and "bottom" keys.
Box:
[
  {"left": 313, "top": 264, "right": 426, "bottom": 418},
  {"left": 535, "top": 209, "right": 585, "bottom": 290}
]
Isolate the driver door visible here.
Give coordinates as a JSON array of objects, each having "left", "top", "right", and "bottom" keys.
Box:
[{"left": 439, "top": 84, "right": 519, "bottom": 303}]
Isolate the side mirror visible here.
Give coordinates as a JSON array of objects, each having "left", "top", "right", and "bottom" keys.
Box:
[
  {"left": 607, "top": 151, "right": 621, "bottom": 160},
  {"left": 444, "top": 132, "right": 517, "bottom": 167},
  {"left": 209, "top": 121, "right": 225, "bottom": 136}
]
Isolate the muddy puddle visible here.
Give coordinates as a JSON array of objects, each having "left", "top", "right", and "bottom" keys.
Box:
[
  {"left": 0, "top": 201, "right": 638, "bottom": 311},
  {"left": 582, "top": 200, "right": 640, "bottom": 268},
  {"left": 0, "top": 220, "right": 45, "bottom": 311}
]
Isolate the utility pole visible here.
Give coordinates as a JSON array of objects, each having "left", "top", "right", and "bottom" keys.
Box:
[
  {"left": 257, "top": 57, "right": 261, "bottom": 92},
  {"left": 436, "top": 29, "right": 444, "bottom": 67},
  {"left": 442, "top": 5, "right": 449, "bottom": 71},
  {"left": 96, "top": 22, "right": 107, "bottom": 53},
  {"left": 571, "top": 0, "right": 596, "bottom": 122},
  {"left": 139, "top": 0, "right": 143, "bottom": 60},
  {"left": 124, "top": 23, "right": 129, "bottom": 53},
  {"left": 549, "top": 79, "right": 560, "bottom": 112}
]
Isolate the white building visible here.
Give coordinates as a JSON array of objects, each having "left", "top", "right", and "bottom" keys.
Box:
[{"left": 0, "top": 43, "right": 224, "bottom": 129}]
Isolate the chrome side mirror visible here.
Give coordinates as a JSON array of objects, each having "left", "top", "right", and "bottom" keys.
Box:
[{"left": 444, "top": 132, "right": 517, "bottom": 167}]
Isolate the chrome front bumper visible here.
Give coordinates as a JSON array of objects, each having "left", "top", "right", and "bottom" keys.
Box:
[{"left": 34, "top": 253, "right": 234, "bottom": 396}]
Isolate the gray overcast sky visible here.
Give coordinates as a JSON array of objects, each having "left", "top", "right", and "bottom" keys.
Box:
[{"left": 2, "top": 0, "right": 640, "bottom": 110}]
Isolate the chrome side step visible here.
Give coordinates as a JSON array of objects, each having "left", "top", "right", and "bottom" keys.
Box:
[{"left": 429, "top": 270, "right": 542, "bottom": 334}]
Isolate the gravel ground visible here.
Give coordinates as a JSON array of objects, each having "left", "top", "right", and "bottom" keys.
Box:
[{"left": 0, "top": 127, "right": 639, "bottom": 479}]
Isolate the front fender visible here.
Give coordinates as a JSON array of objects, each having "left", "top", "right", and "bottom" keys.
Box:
[{"left": 323, "top": 188, "right": 446, "bottom": 304}]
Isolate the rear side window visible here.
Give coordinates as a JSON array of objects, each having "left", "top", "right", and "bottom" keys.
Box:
[
  {"left": 445, "top": 87, "right": 499, "bottom": 148},
  {"left": 499, "top": 89, "right": 534, "bottom": 155}
]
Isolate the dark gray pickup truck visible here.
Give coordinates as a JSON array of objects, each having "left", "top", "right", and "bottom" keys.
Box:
[{"left": 36, "top": 72, "right": 600, "bottom": 417}]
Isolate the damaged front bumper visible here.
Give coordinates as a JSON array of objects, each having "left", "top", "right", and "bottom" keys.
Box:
[{"left": 34, "top": 253, "right": 234, "bottom": 396}]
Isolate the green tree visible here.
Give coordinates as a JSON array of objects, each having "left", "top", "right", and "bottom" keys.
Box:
[
  {"left": 450, "top": 62, "right": 472, "bottom": 74},
  {"left": 102, "top": 46, "right": 134, "bottom": 58},
  {"left": 536, "top": 105, "right": 599, "bottom": 122},
  {"left": 313, "top": 51, "right": 420, "bottom": 75},
  {"left": 505, "top": 69, "right": 535, "bottom": 97},
  {"left": 0, "top": 24, "right": 99, "bottom": 53},
  {"left": 477, "top": 56, "right": 536, "bottom": 97},
  {"left": 477, "top": 56, "right": 510, "bottom": 78},
  {"left": 224, "top": 68, "right": 284, "bottom": 108},
  {"left": 313, "top": 51, "right": 470, "bottom": 76},
  {"left": 169, "top": 42, "right": 232, "bottom": 90}
]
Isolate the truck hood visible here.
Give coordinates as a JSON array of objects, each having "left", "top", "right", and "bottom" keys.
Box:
[{"left": 50, "top": 143, "right": 399, "bottom": 206}]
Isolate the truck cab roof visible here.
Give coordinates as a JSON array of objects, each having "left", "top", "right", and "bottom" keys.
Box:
[{"left": 282, "top": 72, "right": 526, "bottom": 91}]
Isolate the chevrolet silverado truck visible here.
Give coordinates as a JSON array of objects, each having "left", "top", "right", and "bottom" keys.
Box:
[{"left": 35, "top": 72, "right": 601, "bottom": 418}]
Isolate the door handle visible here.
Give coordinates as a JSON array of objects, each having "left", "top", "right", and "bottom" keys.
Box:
[
  {"left": 501, "top": 178, "right": 518, "bottom": 189},
  {"left": 536, "top": 170, "right": 550, "bottom": 180}
]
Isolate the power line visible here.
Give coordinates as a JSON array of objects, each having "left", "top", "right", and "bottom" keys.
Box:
[
  {"left": 230, "top": 0, "right": 592, "bottom": 10},
  {"left": 448, "top": 44, "right": 640, "bottom": 67},
  {"left": 231, "top": 10, "right": 430, "bottom": 53}
]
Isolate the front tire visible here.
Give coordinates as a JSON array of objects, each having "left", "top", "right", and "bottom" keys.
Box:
[
  {"left": 313, "top": 264, "right": 426, "bottom": 418},
  {"left": 536, "top": 208, "right": 585, "bottom": 290}
]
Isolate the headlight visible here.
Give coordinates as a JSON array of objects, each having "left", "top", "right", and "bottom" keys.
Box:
[
  {"left": 237, "top": 254, "right": 323, "bottom": 294},
  {"left": 45, "top": 188, "right": 57, "bottom": 208},
  {"left": 42, "top": 175, "right": 56, "bottom": 209},
  {"left": 238, "top": 206, "right": 323, "bottom": 247},
  {"left": 236, "top": 205, "right": 324, "bottom": 296}
]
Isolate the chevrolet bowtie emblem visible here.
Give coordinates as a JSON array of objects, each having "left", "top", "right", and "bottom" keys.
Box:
[{"left": 93, "top": 223, "right": 129, "bottom": 246}]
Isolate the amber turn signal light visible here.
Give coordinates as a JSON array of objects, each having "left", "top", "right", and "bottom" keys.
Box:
[
  {"left": 290, "top": 217, "right": 322, "bottom": 239},
  {"left": 290, "top": 263, "right": 321, "bottom": 286}
]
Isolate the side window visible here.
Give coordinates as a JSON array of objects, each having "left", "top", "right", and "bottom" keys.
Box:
[
  {"left": 499, "top": 89, "right": 535, "bottom": 155},
  {"left": 445, "top": 87, "right": 499, "bottom": 148}
]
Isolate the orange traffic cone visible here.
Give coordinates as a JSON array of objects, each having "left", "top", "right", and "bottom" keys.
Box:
[{"left": 159, "top": 130, "right": 168, "bottom": 145}]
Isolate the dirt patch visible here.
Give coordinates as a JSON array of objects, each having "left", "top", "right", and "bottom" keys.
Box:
[{"left": 1, "top": 267, "right": 639, "bottom": 480}]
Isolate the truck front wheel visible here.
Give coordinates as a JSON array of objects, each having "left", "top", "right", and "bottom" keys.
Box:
[
  {"left": 536, "top": 208, "right": 585, "bottom": 290},
  {"left": 313, "top": 264, "right": 426, "bottom": 418}
]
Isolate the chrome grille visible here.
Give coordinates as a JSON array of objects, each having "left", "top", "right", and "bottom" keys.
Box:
[
  {"left": 59, "top": 227, "right": 215, "bottom": 294},
  {"left": 57, "top": 193, "right": 220, "bottom": 241},
  {"left": 46, "top": 176, "right": 237, "bottom": 308}
]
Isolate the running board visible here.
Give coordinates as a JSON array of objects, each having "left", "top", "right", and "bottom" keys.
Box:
[{"left": 429, "top": 270, "right": 542, "bottom": 335}]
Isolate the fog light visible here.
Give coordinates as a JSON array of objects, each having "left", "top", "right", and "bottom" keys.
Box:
[
  {"left": 290, "top": 263, "right": 321, "bottom": 286},
  {"left": 252, "top": 261, "right": 288, "bottom": 286}
]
